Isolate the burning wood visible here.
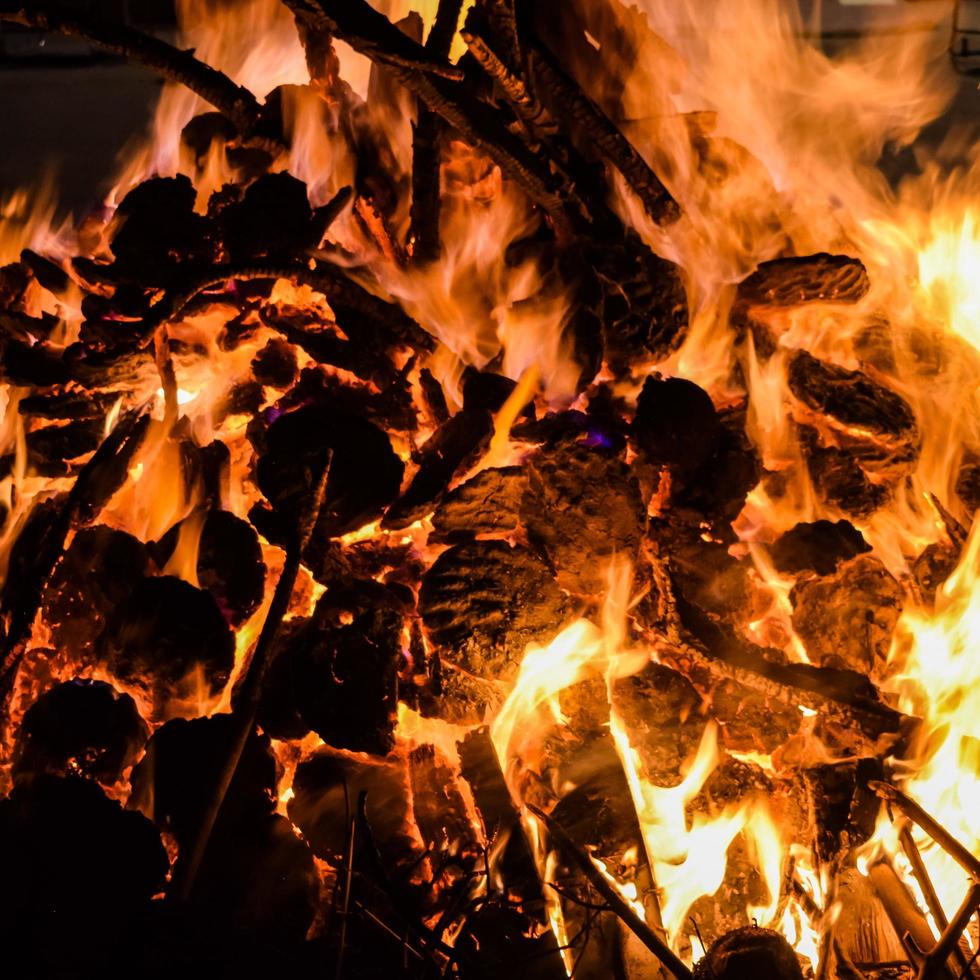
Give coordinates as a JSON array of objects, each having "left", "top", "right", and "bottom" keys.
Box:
[{"left": 1, "top": 0, "right": 979, "bottom": 977}]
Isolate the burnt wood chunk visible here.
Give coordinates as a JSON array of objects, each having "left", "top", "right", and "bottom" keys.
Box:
[
  {"left": 96, "top": 576, "right": 235, "bottom": 706},
  {"left": 130, "top": 714, "right": 277, "bottom": 846},
  {"left": 0, "top": 775, "right": 168, "bottom": 978},
  {"left": 804, "top": 758, "right": 882, "bottom": 862},
  {"left": 769, "top": 519, "right": 870, "bottom": 576},
  {"left": 694, "top": 926, "right": 803, "bottom": 979},
  {"left": 611, "top": 662, "right": 703, "bottom": 783},
  {"left": 42, "top": 526, "right": 149, "bottom": 659},
  {"left": 461, "top": 367, "right": 518, "bottom": 413},
  {"left": 13, "top": 679, "right": 147, "bottom": 785},
  {"left": 956, "top": 452, "right": 980, "bottom": 513},
  {"left": 737, "top": 253, "right": 869, "bottom": 308},
  {"left": 430, "top": 465, "right": 526, "bottom": 540},
  {"left": 152, "top": 510, "right": 266, "bottom": 627},
  {"left": 250, "top": 337, "right": 297, "bottom": 388},
  {"left": 521, "top": 443, "right": 644, "bottom": 593},
  {"left": 419, "top": 540, "right": 567, "bottom": 680},
  {"left": 787, "top": 350, "right": 918, "bottom": 447},
  {"left": 710, "top": 677, "right": 802, "bottom": 755},
  {"left": 383, "top": 408, "right": 494, "bottom": 529},
  {"left": 791, "top": 554, "right": 903, "bottom": 674},
  {"left": 254, "top": 402, "right": 404, "bottom": 539}
]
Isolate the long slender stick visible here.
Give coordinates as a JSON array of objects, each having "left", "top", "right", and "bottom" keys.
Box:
[
  {"left": 170, "top": 452, "right": 332, "bottom": 900},
  {"left": 870, "top": 783, "right": 980, "bottom": 882},
  {"left": 0, "top": 4, "right": 269, "bottom": 139},
  {"left": 526, "top": 802, "right": 693, "bottom": 980}
]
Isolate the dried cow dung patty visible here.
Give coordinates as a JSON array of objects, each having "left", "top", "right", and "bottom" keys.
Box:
[
  {"left": 96, "top": 575, "right": 235, "bottom": 701},
  {"left": 42, "top": 525, "right": 149, "bottom": 657},
  {"left": 255, "top": 402, "right": 404, "bottom": 537},
  {"left": 152, "top": 510, "right": 266, "bottom": 627},
  {"left": 631, "top": 374, "right": 723, "bottom": 476},
  {"left": 130, "top": 714, "right": 277, "bottom": 845},
  {"left": 768, "top": 519, "right": 870, "bottom": 576},
  {"left": 790, "top": 554, "right": 903, "bottom": 674},
  {"left": 611, "top": 662, "right": 704, "bottom": 783},
  {"left": 694, "top": 926, "right": 803, "bottom": 979},
  {"left": 431, "top": 465, "right": 526, "bottom": 540},
  {"left": 787, "top": 349, "right": 918, "bottom": 451},
  {"left": 521, "top": 443, "right": 644, "bottom": 593},
  {"left": 0, "top": 774, "right": 167, "bottom": 977},
  {"left": 13, "top": 679, "right": 147, "bottom": 785},
  {"left": 736, "top": 252, "right": 869, "bottom": 308},
  {"left": 419, "top": 541, "right": 567, "bottom": 680}
]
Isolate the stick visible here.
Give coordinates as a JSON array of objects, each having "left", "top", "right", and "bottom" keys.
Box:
[
  {"left": 526, "top": 802, "right": 694, "bottom": 980},
  {"left": 870, "top": 783, "right": 980, "bottom": 883},
  {"left": 920, "top": 884, "right": 980, "bottom": 980},
  {"left": 169, "top": 452, "right": 332, "bottom": 900},
  {"left": 1, "top": 3, "right": 270, "bottom": 140}
]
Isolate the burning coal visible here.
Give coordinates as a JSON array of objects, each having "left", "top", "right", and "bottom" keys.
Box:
[{"left": 0, "top": 0, "right": 979, "bottom": 977}]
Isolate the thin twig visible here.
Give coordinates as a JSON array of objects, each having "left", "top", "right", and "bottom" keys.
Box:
[
  {"left": 169, "top": 452, "right": 332, "bottom": 901},
  {"left": 526, "top": 802, "right": 693, "bottom": 980}
]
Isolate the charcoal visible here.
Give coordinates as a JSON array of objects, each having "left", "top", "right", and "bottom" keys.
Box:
[
  {"left": 0, "top": 775, "right": 167, "bottom": 978},
  {"left": 912, "top": 541, "right": 960, "bottom": 599},
  {"left": 631, "top": 374, "right": 723, "bottom": 477},
  {"left": 254, "top": 401, "right": 404, "bottom": 539},
  {"left": 20, "top": 248, "right": 70, "bottom": 294},
  {"left": 455, "top": 903, "right": 566, "bottom": 980},
  {"left": 430, "top": 465, "right": 525, "bottom": 540},
  {"left": 511, "top": 407, "right": 628, "bottom": 452},
  {"left": 42, "top": 526, "right": 149, "bottom": 658},
  {"left": 218, "top": 172, "right": 326, "bottom": 262},
  {"left": 250, "top": 337, "right": 298, "bottom": 388},
  {"left": 110, "top": 175, "right": 215, "bottom": 283},
  {"left": 0, "top": 260, "right": 32, "bottom": 306},
  {"left": 382, "top": 408, "right": 494, "bottom": 529},
  {"left": 521, "top": 442, "right": 644, "bottom": 593},
  {"left": 289, "top": 748, "right": 418, "bottom": 871},
  {"left": 787, "top": 350, "right": 918, "bottom": 450},
  {"left": 769, "top": 519, "right": 870, "bottom": 576},
  {"left": 152, "top": 510, "right": 266, "bottom": 627},
  {"left": 414, "top": 655, "right": 504, "bottom": 724},
  {"left": 26, "top": 417, "right": 104, "bottom": 474},
  {"left": 461, "top": 366, "right": 519, "bottom": 412},
  {"left": 130, "top": 714, "right": 277, "bottom": 845},
  {"left": 180, "top": 110, "right": 237, "bottom": 157},
  {"left": 0, "top": 336, "right": 70, "bottom": 386},
  {"left": 13, "top": 679, "right": 147, "bottom": 785},
  {"left": 189, "top": 812, "right": 318, "bottom": 950},
  {"left": 1, "top": 308, "right": 59, "bottom": 343},
  {"left": 791, "top": 554, "right": 903, "bottom": 674},
  {"left": 252, "top": 618, "right": 312, "bottom": 741},
  {"left": 288, "top": 608, "right": 402, "bottom": 755},
  {"left": 799, "top": 424, "right": 892, "bottom": 518},
  {"left": 611, "top": 662, "right": 704, "bottom": 783},
  {"left": 96, "top": 575, "right": 236, "bottom": 704},
  {"left": 804, "top": 758, "right": 882, "bottom": 862},
  {"left": 956, "top": 452, "right": 980, "bottom": 513},
  {"left": 693, "top": 926, "right": 803, "bottom": 979},
  {"left": 419, "top": 540, "right": 567, "bottom": 680},
  {"left": 419, "top": 366, "right": 449, "bottom": 424},
  {"left": 736, "top": 252, "right": 869, "bottom": 308},
  {"left": 408, "top": 744, "right": 475, "bottom": 852},
  {"left": 18, "top": 389, "right": 115, "bottom": 421}
]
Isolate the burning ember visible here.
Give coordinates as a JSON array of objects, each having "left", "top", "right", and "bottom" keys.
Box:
[{"left": 2, "top": 0, "right": 980, "bottom": 977}]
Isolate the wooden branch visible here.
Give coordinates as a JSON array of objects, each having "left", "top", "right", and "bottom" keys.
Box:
[
  {"left": 526, "top": 802, "right": 694, "bottom": 980},
  {"left": 1, "top": 3, "right": 269, "bottom": 139},
  {"left": 526, "top": 32, "right": 680, "bottom": 225},
  {"left": 409, "top": 0, "right": 463, "bottom": 264},
  {"left": 290, "top": 0, "right": 582, "bottom": 232},
  {"left": 170, "top": 451, "right": 332, "bottom": 901}
]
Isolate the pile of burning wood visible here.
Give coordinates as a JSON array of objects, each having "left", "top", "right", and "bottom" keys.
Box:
[{"left": 1, "top": 1, "right": 979, "bottom": 978}]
